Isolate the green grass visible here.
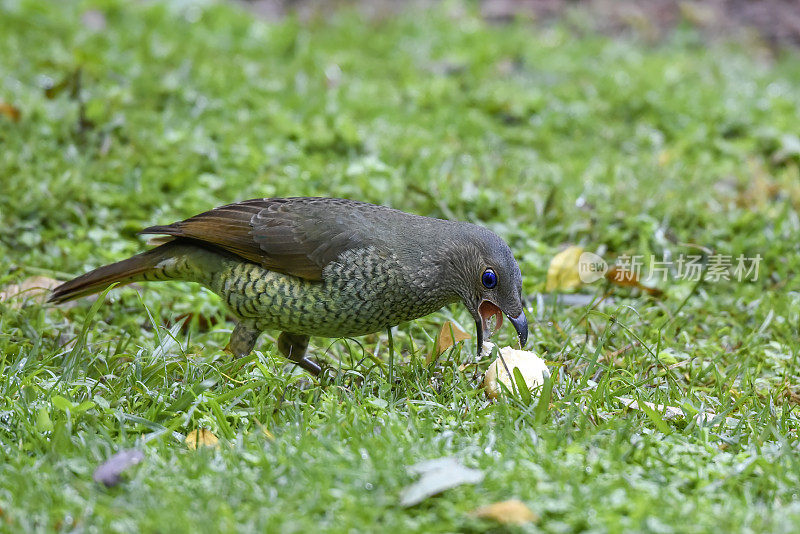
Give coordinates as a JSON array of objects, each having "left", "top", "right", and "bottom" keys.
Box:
[{"left": 2, "top": 0, "right": 800, "bottom": 531}]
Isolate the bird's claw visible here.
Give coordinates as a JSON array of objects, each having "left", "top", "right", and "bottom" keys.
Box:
[{"left": 295, "top": 357, "right": 322, "bottom": 376}]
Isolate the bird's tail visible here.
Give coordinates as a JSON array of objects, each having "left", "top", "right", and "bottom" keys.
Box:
[{"left": 48, "top": 240, "right": 192, "bottom": 304}]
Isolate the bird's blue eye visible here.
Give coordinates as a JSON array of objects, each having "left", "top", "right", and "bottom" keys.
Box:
[{"left": 482, "top": 269, "right": 497, "bottom": 289}]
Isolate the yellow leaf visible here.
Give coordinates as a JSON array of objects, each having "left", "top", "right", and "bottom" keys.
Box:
[
  {"left": 0, "top": 276, "right": 62, "bottom": 308},
  {"left": 430, "top": 321, "right": 471, "bottom": 362},
  {"left": 185, "top": 429, "right": 219, "bottom": 449},
  {"left": 545, "top": 246, "right": 584, "bottom": 291},
  {"left": 472, "top": 499, "right": 538, "bottom": 525}
]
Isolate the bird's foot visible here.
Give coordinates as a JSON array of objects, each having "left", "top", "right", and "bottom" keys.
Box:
[
  {"left": 226, "top": 323, "right": 261, "bottom": 357},
  {"left": 277, "top": 332, "right": 323, "bottom": 376},
  {"left": 295, "top": 356, "right": 322, "bottom": 376}
]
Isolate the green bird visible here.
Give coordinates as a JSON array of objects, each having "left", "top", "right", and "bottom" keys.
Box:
[{"left": 49, "top": 197, "right": 528, "bottom": 375}]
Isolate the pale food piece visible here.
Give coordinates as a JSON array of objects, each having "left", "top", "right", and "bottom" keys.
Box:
[{"left": 484, "top": 347, "right": 550, "bottom": 400}]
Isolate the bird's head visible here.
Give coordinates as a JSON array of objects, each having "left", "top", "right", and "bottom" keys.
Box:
[{"left": 445, "top": 223, "right": 528, "bottom": 354}]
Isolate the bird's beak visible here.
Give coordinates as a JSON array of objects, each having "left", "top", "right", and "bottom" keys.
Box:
[
  {"left": 474, "top": 300, "right": 529, "bottom": 355},
  {"left": 507, "top": 311, "right": 528, "bottom": 348}
]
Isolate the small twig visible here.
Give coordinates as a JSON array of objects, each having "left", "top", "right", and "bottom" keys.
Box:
[{"left": 603, "top": 342, "right": 640, "bottom": 362}]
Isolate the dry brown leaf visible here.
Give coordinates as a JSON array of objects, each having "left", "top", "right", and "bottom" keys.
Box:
[
  {"left": 0, "top": 102, "right": 21, "bottom": 122},
  {"left": 604, "top": 265, "right": 640, "bottom": 288},
  {"left": 0, "top": 276, "right": 62, "bottom": 308},
  {"left": 605, "top": 266, "right": 663, "bottom": 296},
  {"left": 430, "top": 321, "right": 471, "bottom": 362},
  {"left": 545, "top": 246, "right": 583, "bottom": 291},
  {"left": 169, "top": 312, "right": 221, "bottom": 334},
  {"left": 185, "top": 429, "right": 219, "bottom": 449},
  {"left": 472, "top": 499, "right": 538, "bottom": 525}
]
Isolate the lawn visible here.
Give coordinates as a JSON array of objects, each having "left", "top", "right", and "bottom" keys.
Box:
[{"left": 1, "top": 0, "right": 799, "bottom": 531}]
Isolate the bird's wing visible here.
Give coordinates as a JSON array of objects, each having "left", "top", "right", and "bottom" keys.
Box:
[{"left": 138, "top": 198, "right": 385, "bottom": 280}]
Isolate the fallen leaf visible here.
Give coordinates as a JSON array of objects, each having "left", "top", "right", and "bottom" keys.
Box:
[
  {"left": 545, "top": 246, "right": 583, "bottom": 291},
  {"left": 0, "top": 101, "right": 21, "bottom": 122},
  {"left": 617, "top": 397, "right": 683, "bottom": 420},
  {"left": 168, "top": 312, "right": 221, "bottom": 333},
  {"left": 400, "top": 457, "right": 484, "bottom": 507},
  {"left": 93, "top": 449, "right": 144, "bottom": 487},
  {"left": 472, "top": 499, "right": 538, "bottom": 525},
  {"left": 430, "top": 321, "right": 472, "bottom": 362},
  {"left": 0, "top": 276, "right": 62, "bottom": 308},
  {"left": 605, "top": 265, "right": 639, "bottom": 288},
  {"left": 605, "top": 266, "right": 663, "bottom": 296},
  {"left": 185, "top": 429, "right": 219, "bottom": 449}
]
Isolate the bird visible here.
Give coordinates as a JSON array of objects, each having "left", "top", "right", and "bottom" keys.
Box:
[{"left": 49, "top": 197, "right": 528, "bottom": 375}]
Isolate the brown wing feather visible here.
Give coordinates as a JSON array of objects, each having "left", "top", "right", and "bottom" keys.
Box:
[{"left": 138, "top": 197, "right": 386, "bottom": 280}]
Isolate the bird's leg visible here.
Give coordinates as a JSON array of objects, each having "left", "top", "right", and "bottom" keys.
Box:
[
  {"left": 277, "top": 332, "right": 321, "bottom": 376},
  {"left": 387, "top": 327, "right": 395, "bottom": 385},
  {"left": 226, "top": 322, "right": 261, "bottom": 357}
]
